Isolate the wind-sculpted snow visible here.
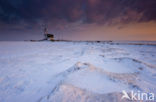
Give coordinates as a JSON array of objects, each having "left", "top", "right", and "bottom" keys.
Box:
[
  {"left": 0, "top": 41, "right": 156, "bottom": 102},
  {"left": 46, "top": 62, "right": 156, "bottom": 102},
  {"left": 38, "top": 62, "right": 89, "bottom": 102}
]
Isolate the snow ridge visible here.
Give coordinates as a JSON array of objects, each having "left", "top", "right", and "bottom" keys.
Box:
[{"left": 38, "top": 62, "right": 88, "bottom": 102}]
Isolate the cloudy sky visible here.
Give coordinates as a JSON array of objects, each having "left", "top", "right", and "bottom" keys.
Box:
[{"left": 0, "top": 0, "right": 156, "bottom": 41}]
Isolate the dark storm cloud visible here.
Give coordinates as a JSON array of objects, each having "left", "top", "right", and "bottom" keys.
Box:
[
  {"left": 0, "top": 0, "right": 156, "bottom": 25},
  {"left": 85, "top": 0, "right": 156, "bottom": 23},
  {"left": 0, "top": 0, "right": 84, "bottom": 24}
]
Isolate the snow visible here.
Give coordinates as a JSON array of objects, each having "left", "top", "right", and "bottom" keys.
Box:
[
  {"left": 65, "top": 65, "right": 131, "bottom": 94},
  {"left": 0, "top": 41, "right": 156, "bottom": 102}
]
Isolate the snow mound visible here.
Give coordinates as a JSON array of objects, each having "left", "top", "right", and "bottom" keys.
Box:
[{"left": 48, "top": 84, "right": 132, "bottom": 102}]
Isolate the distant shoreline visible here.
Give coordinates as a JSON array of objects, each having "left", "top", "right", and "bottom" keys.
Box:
[{"left": 0, "top": 40, "right": 156, "bottom": 46}]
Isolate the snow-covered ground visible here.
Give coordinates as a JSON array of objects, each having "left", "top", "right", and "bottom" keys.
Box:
[{"left": 0, "top": 41, "right": 156, "bottom": 102}]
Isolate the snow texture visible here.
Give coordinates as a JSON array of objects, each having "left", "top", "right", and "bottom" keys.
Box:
[{"left": 0, "top": 41, "right": 156, "bottom": 102}]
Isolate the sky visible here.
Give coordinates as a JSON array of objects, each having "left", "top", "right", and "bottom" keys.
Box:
[{"left": 0, "top": 0, "right": 156, "bottom": 41}]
